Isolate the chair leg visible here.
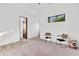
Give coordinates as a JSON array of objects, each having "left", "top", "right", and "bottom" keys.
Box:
[
  {"left": 56, "top": 40, "right": 64, "bottom": 48},
  {"left": 60, "top": 42, "right": 61, "bottom": 47},
  {"left": 56, "top": 40, "right": 58, "bottom": 45}
]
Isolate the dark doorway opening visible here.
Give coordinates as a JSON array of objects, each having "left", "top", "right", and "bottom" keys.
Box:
[
  {"left": 23, "top": 17, "right": 27, "bottom": 39},
  {"left": 20, "top": 16, "right": 28, "bottom": 39}
]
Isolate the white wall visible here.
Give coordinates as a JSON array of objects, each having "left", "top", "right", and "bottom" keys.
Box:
[
  {"left": 28, "top": 16, "right": 40, "bottom": 38},
  {"left": 40, "top": 3, "right": 79, "bottom": 45},
  {"left": 0, "top": 3, "right": 39, "bottom": 46}
]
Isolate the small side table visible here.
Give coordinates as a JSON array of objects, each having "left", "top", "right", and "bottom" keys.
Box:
[{"left": 68, "top": 40, "right": 77, "bottom": 49}]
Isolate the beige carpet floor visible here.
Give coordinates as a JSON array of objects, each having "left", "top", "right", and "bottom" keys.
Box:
[{"left": 0, "top": 38, "right": 79, "bottom": 56}]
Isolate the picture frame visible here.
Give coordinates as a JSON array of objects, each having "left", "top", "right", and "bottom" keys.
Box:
[{"left": 48, "top": 14, "right": 65, "bottom": 23}]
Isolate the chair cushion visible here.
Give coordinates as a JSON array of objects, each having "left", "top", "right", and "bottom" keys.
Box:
[{"left": 57, "top": 39, "right": 65, "bottom": 41}]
